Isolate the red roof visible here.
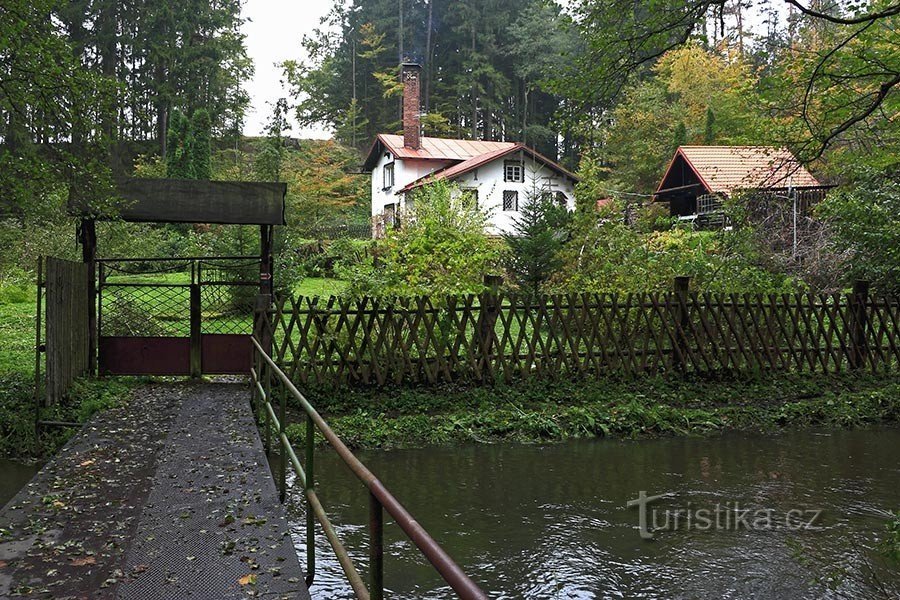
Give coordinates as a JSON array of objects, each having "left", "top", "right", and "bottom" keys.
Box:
[
  {"left": 657, "top": 146, "right": 822, "bottom": 196},
  {"left": 365, "top": 134, "right": 516, "bottom": 167},
  {"left": 398, "top": 143, "right": 579, "bottom": 193}
]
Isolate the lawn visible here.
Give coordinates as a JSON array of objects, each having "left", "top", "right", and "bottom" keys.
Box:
[
  {"left": 294, "top": 277, "right": 348, "bottom": 298},
  {"left": 0, "top": 298, "right": 38, "bottom": 377}
]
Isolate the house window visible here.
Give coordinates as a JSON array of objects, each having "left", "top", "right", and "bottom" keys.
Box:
[
  {"left": 697, "top": 194, "right": 722, "bottom": 214},
  {"left": 541, "top": 191, "right": 568, "bottom": 207},
  {"left": 460, "top": 188, "right": 479, "bottom": 209},
  {"left": 502, "top": 190, "right": 519, "bottom": 212},
  {"left": 383, "top": 162, "right": 394, "bottom": 190},
  {"left": 383, "top": 203, "right": 398, "bottom": 228},
  {"left": 504, "top": 160, "right": 524, "bottom": 183}
]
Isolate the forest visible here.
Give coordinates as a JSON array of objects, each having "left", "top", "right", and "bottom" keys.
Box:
[{"left": 0, "top": 0, "right": 898, "bottom": 297}]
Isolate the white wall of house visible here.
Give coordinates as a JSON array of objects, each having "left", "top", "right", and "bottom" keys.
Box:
[
  {"left": 370, "top": 151, "right": 453, "bottom": 218},
  {"left": 448, "top": 155, "right": 576, "bottom": 235},
  {"left": 371, "top": 152, "right": 576, "bottom": 236}
]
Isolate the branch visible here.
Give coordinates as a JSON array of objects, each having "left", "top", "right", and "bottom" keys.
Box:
[
  {"left": 782, "top": 0, "right": 900, "bottom": 25},
  {"left": 808, "top": 72, "right": 900, "bottom": 160}
]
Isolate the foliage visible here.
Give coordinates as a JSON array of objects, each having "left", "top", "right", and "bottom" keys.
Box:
[
  {"left": 284, "top": 0, "right": 576, "bottom": 158},
  {"left": 166, "top": 110, "right": 194, "bottom": 178},
  {"left": 504, "top": 184, "right": 573, "bottom": 295},
  {"left": 339, "top": 181, "right": 502, "bottom": 297},
  {"left": 273, "top": 140, "right": 370, "bottom": 231},
  {"left": 817, "top": 169, "right": 900, "bottom": 294},
  {"left": 255, "top": 99, "right": 291, "bottom": 182},
  {"left": 550, "top": 204, "right": 797, "bottom": 293},
  {"left": 189, "top": 109, "right": 212, "bottom": 180},
  {"left": 558, "top": 0, "right": 900, "bottom": 163},
  {"left": 286, "top": 373, "right": 900, "bottom": 450},
  {"left": 600, "top": 44, "right": 772, "bottom": 193},
  {"left": 0, "top": 0, "right": 117, "bottom": 215}
]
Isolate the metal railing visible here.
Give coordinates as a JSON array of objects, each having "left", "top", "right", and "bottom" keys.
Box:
[{"left": 249, "top": 336, "right": 487, "bottom": 600}]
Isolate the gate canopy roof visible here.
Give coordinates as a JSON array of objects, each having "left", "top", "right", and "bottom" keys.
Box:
[{"left": 69, "top": 178, "right": 287, "bottom": 225}]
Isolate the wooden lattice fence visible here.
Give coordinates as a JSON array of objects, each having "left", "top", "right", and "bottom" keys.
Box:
[{"left": 268, "top": 285, "right": 900, "bottom": 389}]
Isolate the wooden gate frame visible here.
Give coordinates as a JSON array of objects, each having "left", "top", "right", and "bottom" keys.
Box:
[{"left": 69, "top": 178, "right": 286, "bottom": 376}]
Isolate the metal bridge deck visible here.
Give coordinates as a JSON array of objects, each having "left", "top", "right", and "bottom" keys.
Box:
[{"left": 0, "top": 383, "right": 310, "bottom": 600}]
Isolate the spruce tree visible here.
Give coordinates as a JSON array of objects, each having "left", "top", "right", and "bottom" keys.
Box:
[
  {"left": 189, "top": 109, "right": 212, "bottom": 180},
  {"left": 673, "top": 121, "right": 687, "bottom": 149},
  {"left": 504, "top": 187, "right": 572, "bottom": 296},
  {"left": 165, "top": 110, "right": 193, "bottom": 178}
]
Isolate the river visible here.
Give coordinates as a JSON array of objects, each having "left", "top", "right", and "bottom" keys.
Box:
[
  {"left": 285, "top": 427, "right": 900, "bottom": 599},
  {"left": 0, "top": 459, "right": 40, "bottom": 508}
]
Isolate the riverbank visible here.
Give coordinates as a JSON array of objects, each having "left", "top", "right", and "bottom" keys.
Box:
[{"left": 285, "top": 373, "right": 900, "bottom": 449}]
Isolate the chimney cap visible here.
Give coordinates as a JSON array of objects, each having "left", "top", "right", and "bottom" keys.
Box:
[{"left": 400, "top": 61, "right": 422, "bottom": 70}]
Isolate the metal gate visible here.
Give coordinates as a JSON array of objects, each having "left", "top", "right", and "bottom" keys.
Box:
[{"left": 98, "top": 257, "right": 263, "bottom": 376}]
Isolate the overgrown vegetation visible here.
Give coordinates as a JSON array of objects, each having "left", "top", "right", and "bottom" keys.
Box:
[
  {"left": 284, "top": 374, "right": 900, "bottom": 450},
  {"left": 0, "top": 293, "right": 136, "bottom": 459},
  {"left": 338, "top": 181, "right": 503, "bottom": 297}
]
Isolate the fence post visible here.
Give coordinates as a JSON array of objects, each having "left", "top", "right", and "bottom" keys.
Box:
[
  {"left": 34, "top": 257, "right": 43, "bottom": 439},
  {"left": 850, "top": 280, "right": 870, "bottom": 370},
  {"left": 80, "top": 219, "right": 97, "bottom": 375},
  {"left": 305, "top": 414, "right": 316, "bottom": 587},
  {"left": 673, "top": 276, "right": 691, "bottom": 372},
  {"left": 190, "top": 280, "right": 202, "bottom": 378},
  {"left": 278, "top": 380, "right": 287, "bottom": 503},
  {"left": 263, "top": 363, "right": 272, "bottom": 455},
  {"left": 477, "top": 275, "right": 503, "bottom": 381},
  {"left": 369, "top": 491, "right": 384, "bottom": 600}
]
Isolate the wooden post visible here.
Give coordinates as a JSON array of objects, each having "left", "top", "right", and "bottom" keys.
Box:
[
  {"left": 673, "top": 276, "right": 691, "bottom": 372},
  {"left": 477, "top": 275, "right": 503, "bottom": 381},
  {"left": 80, "top": 219, "right": 97, "bottom": 375},
  {"left": 34, "top": 257, "right": 43, "bottom": 438},
  {"left": 255, "top": 225, "right": 275, "bottom": 359},
  {"left": 850, "top": 280, "right": 870, "bottom": 370},
  {"left": 260, "top": 224, "right": 274, "bottom": 297},
  {"left": 369, "top": 491, "right": 384, "bottom": 600}
]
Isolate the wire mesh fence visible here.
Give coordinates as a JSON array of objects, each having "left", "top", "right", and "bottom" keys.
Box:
[
  {"left": 99, "top": 257, "right": 261, "bottom": 338},
  {"left": 199, "top": 259, "right": 260, "bottom": 334}
]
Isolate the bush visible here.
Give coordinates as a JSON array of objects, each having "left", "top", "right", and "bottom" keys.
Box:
[{"left": 340, "top": 181, "right": 503, "bottom": 297}]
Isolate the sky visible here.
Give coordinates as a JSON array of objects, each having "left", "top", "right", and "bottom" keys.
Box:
[
  {"left": 241, "top": 0, "right": 335, "bottom": 138},
  {"left": 239, "top": 0, "right": 780, "bottom": 140}
]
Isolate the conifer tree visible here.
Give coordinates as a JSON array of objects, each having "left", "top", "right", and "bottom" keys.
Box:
[
  {"left": 504, "top": 185, "right": 572, "bottom": 296},
  {"left": 165, "top": 109, "right": 193, "bottom": 179},
  {"left": 189, "top": 109, "right": 212, "bottom": 180}
]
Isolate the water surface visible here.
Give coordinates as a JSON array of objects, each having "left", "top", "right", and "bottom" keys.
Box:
[
  {"left": 286, "top": 428, "right": 900, "bottom": 599},
  {"left": 0, "top": 459, "right": 40, "bottom": 507}
]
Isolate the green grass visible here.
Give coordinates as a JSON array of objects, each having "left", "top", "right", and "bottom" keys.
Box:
[
  {"left": 104, "top": 271, "right": 191, "bottom": 285},
  {"left": 0, "top": 286, "right": 137, "bottom": 460},
  {"left": 293, "top": 277, "right": 348, "bottom": 298},
  {"left": 0, "top": 298, "right": 37, "bottom": 377},
  {"left": 282, "top": 373, "right": 900, "bottom": 450}
]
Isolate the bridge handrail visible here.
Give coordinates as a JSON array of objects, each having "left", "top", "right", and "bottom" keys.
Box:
[{"left": 249, "top": 335, "right": 488, "bottom": 600}]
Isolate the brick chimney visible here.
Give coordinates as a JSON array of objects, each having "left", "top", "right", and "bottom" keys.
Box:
[{"left": 401, "top": 62, "right": 422, "bottom": 149}]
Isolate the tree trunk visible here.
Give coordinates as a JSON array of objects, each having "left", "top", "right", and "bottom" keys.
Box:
[
  {"left": 424, "top": 0, "right": 433, "bottom": 113},
  {"left": 98, "top": 0, "right": 118, "bottom": 142}
]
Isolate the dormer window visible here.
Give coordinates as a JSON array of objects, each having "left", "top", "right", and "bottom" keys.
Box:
[
  {"left": 383, "top": 162, "right": 395, "bottom": 190},
  {"left": 504, "top": 160, "right": 524, "bottom": 183}
]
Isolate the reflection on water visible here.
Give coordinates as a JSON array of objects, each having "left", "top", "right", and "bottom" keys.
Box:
[
  {"left": 284, "top": 428, "right": 900, "bottom": 599},
  {"left": 0, "top": 459, "right": 40, "bottom": 507}
]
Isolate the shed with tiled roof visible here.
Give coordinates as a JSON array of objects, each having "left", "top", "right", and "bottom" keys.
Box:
[{"left": 654, "top": 146, "right": 831, "bottom": 219}]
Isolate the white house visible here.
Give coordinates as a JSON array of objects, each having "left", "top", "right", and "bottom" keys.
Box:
[{"left": 363, "top": 63, "right": 579, "bottom": 236}]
